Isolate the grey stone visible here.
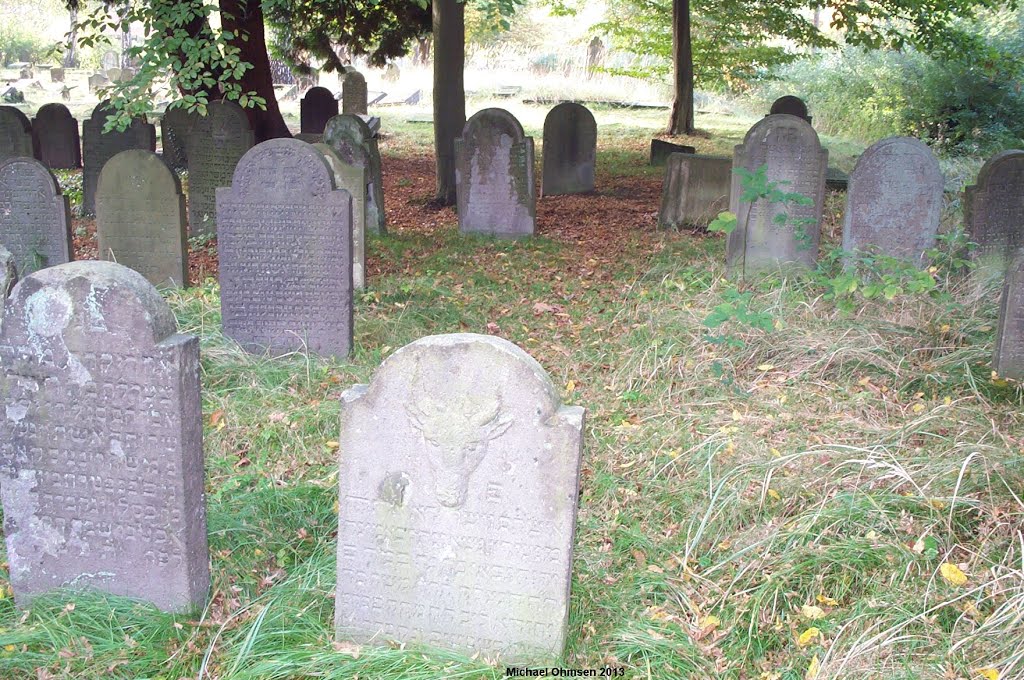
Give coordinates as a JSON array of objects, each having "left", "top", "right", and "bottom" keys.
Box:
[
  {"left": 301, "top": 86, "right": 339, "bottom": 134},
  {"left": 769, "top": 95, "right": 812, "bottom": 124},
  {"left": 0, "top": 105, "right": 35, "bottom": 163},
  {"left": 217, "top": 139, "right": 353, "bottom": 359},
  {"left": 965, "top": 150, "right": 1024, "bottom": 276},
  {"left": 294, "top": 133, "right": 323, "bottom": 144},
  {"left": 160, "top": 107, "right": 197, "bottom": 171},
  {"left": 314, "top": 142, "right": 366, "bottom": 289},
  {"left": 0, "top": 157, "right": 73, "bottom": 275},
  {"left": 105, "top": 68, "right": 122, "bottom": 82},
  {"left": 50, "top": 68, "right": 64, "bottom": 83},
  {"left": 342, "top": 70, "right": 368, "bottom": 115},
  {"left": 658, "top": 153, "right": 732, "bottom": 229},
  {"left": 0, "top": 261, "right": 208, "bottom": 613},
  {"left": 842, "top": 136, "right": 943, "bottom": 266},
  {"left": 826, "top": 166, "right": 849, "bottom": 191},
  {"left": 995, "top": 252, "right": 1024, "bottom": 380},
  {"left": 100, "top": 51, "right": 118, "bottom": 70},
  {"left": 82, "top": 101, "right": 156, "bottom": 215},
  {"left": 334, "top": 333, "right": 584, "bottom": 661},
  {"left": 324, "top": 114, "right": 385, "bottom": 235},
  {"left": 455, "top": 108, "right": 536, "bottom": 238},
  {"left": 97, "top": 150, "right": 188, "bottom": 287},
  {"left": 649, "top": 139, "right": 696, "bottom": 166},
  {"left": 32, "top": 103, "right": 81, "bottom": 169},
  {"left": 185, "top": 101, "right": 254, "bottom": 235},
  {"left": 541, "top": 103, "right": 596, "bottom": 196},
  {"left": 0, "top": 244, "right": 15, "bottom": 318},
  {"left": 726, "top": 114, "right": 827, "bottom": 279},
  {"left": 87, "top": 74, "right": 109, "bottom": 93}
]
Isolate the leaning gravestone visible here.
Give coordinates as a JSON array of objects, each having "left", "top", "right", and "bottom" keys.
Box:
[
  {"left": 455, "top": 108, "right": 536, "bottom": 238},
  {"left": 0, "top": 105, "right": 35, "bottom": 163},
  {"left": 218, "top": 139, "right": 353, "bottom": 358},
  {"left": 965, "top": 150, "right": 1024, "bottom": 275},
  {"left": 314, "top": 142, "right": 366, "bottom": 289},
  {"left": 342, "top": 70, "right": 368, "bottom": 115},
  {"left": 324, "top": 114, "right": 385, "bottom": 235},
  {"left": 301, "top": 86, "right": 339, "bottom": 134},
  {"left": 32, "top": 102, "right": 81, "bottom": 169},
  {"left": 994, "top": 252, "right": 1024, "bottom": 380},
  {"left": 769, "top": 95, "right": 812, "bottom": 124},
  {"left": 185, "top": 101, "right": 254, "bottom": 235},
  {"left": 541, "top": 102, "right": 596, "bottom": 196},
  {"left": 659, "top": 153, "right": 732, "bottom": 229},
  {"left": 82, "top": 101, "right": 156, "bottom": 215},
  {"left": 160, "top": 106, "right": 197, "bottom": 170},
  {"left": 649, "top": 139, "right": 696, "bottom": 166},
  {"left": 0, "top": 261, "right": 209, "bottom": 613},
  {"left": 0, "top": 157, "right": 73, "bottom": 275},
  {"left": 726, "top": 114, "right": 827, "bottom": 279},
  {"left": 97, "top": 150, "right": 188, "bottom": 287},
  {"left": 842, "top": 136, "right": 943, "bottom": 266},
  {"left": 334, "top": 333, "right": 585, "bottom": 660}
]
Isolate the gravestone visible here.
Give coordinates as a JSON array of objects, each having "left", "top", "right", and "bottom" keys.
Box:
[
  {"left": 314, "top": 142, "right": 366, "bottom": 289},
  {"left": 769, "top": 95, "right": 812, "bottom": 124},
  {"left": 842, "top": 136, "right": 943, "bottom": 266},
  {"left": 995, "top": 252, "right": 1024, "bottom": 379},
  {"left": 82, "top": 101, "right": 156, "bottom": 215},
  {"left": 726, "top": 114, "right": 827, "bottom": 279},
  {"left": 50, "top": 67, "right": 64, "bottom": 83},
  {"left": 105, "top": 67, "right": 122, "bottom": 82},
  {"left": 0, "top": 261, "right": 208, "bottom": 613},
  {"left": 185, "top": 101, "right": 254, "bottom": 235},
  {"left": 97, "top": 150, "right": 188, "bottom": 287},
  {"left": 301, "top": 86, "right": 339, "bottom": 134},
  {"left": 334, "top": 333, "right": 585, "bottom": 661},
  {"left": 342, "top": 70, "right": 368, "bottom": 115},
  {"left": 455, "top": 108, "right": 535, "bottom": 238},
  {"left": 650, "top": 139, "right": 696, "bottom": 166},
  {"left": 100, "top": 50, "right": 118, "bottom": 70},
  {"left": 658, "top": 153, "right": 732, "bottom": 229},
  {"left": 0, "top": 245, "right": 15, "bottom": 316},
  {"left": 324, "top": 114, "right": 385, "bottom": 235},
  {"left": 541, "top": 102, "right": 596, "bottom": 196},
  {"left": 0, "top": 157, "right": 73, "bottom": 275},
  {"left": 160, "top": 107, "right": 197, "bottom": 170},
  {"left": 965, "top": 150, "right": 1024, "bottom": 275},
  {"left": 87, "top": 73, "right": 109, "bottom": 92},
  {"left": 0, "top": 105, "right": 35, "bottom": 162},
  {"left": 32, "top": 103, "right": 81, "bottom": 169},
  {"left": 218, "top": 139, "right": 353, "bottom": 358}
]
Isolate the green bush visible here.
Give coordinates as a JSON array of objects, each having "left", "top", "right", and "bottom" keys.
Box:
[{"left": 0, "top": 26, "right": 50, "bottom": 65}]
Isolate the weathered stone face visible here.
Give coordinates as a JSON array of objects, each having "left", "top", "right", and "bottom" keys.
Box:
[
  {"left": 313, "top": 142, "right": 365, "bottom": 289},
  {"left": 0, "top": 105, "right": 35, "bottom": 163},
  {"left": 995, "top": 252, "right": 1024, "bottom": 380},
  {"left": 342, "top": 71, "right": 368, "bottom": 115},
  {"left": 842, "top": 137, "right": 943, "bottom": 266},
  {"left": 32, "top": 103, "right": 80, "bottom": 169},
  {"left": 649, "top": 139, "right": 696, "bottom": 167},
  {"left": 82, "top": 100, "right": 156, "bottom": 215},
  {"left": 726, "top": 114, "right": 828, "bottom": 279},
  {"left": 0, "top": 261, "right": 208, "bottom": 613},
  {"left": 301, "top": 86, "right": 339, "bottom": 134},
  {"left": 0, "top": 244, "right": 16, "bottom": 317},
  {"left": 541, "top": 103, "right": 596, "bottom": 196},
  {"left": 185, "top": 101, "right": 254, "bottom": 236},
  {"left": 455, "top": 108, "right": 536, "bottom": 238},
  {"left": 86, "top": 73, "right": 110, "bottom": 93},
  {"left": 0, "top": 157, "right": 73, "bottom": 275},
  {"left": 96, "top": 150, "right": 188, "bottom": 287},
  {"left": 658, "top": 153, "right": 732, "bottom": 229},
  {"left": 965, "top": 150, "right": 1024, "bottom": 276},
  {"left": 335, "top": 333, "right": 584, "bottom": 661},
  {"left": 769, "top": 95, "right": 812, "bottom": 124},
  {"left": 324, "top": 114, "right": 385, "bottom": 235},
  {"left": 160, "top": 107, "right": 197, "bottom": 171},
  {"left": 217, "top": 139, "right": 353, "bottom": 359}
]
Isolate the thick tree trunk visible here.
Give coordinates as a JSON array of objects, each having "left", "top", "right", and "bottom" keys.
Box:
[
  {"left": 432, "top": 0, "right": 466, "bottom": 206},
  {"left": 64, "top": 8, "right": 78, "bottom": 68},
  {"left": 667, "top": 0, "right": 695, "bottom": 135},
  {"left": 219, "top": 0, "right": 291, "bottom": 142}
]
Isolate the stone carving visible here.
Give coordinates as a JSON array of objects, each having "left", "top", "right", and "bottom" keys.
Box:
[
  {"left": 324, "top": 114, "right": 385, "bottom": 235},
  {"left": 649, "top": 139, "right": 696, "bottom": 166},
  {"left": 160, "top": 107, "right": 197, "bottom": 170},
  {"left": 965, "top": 150, "right": 1024, "bottom": 276},
  {"left": 659, "top": 153, "right": 732, "bottom": 229},
  {"left": 82, "top": 100, "right": 156, "bottom": 215},
  {"left": 32, "top": 103, "right": 80, "bottom": 169},
  {"left": 313, "top": 142, "right": 366, "bottom": 289},
  {"left": 342, "top": 70, "right": 368, "bottom": 115},
  {"left": 995, "top": 252, "right": 1024, "bottom": 380},
  {"left": 0, "top": 157, "right": 73, "bottom": 275},
  {"left": 185, "top": 101, "right": 254, "bottom": 235},
  {"left": 541, "top": 103, "right": 596, "bottom": 196},
  {"left": 301, "top": 86, "right": 339, "bottom": 134},
  {"left": 769, "top": 95, "right": 812, "bottom": 124},
  {"left": 0, "top": 105, "right": 35, "bottom": 163}
]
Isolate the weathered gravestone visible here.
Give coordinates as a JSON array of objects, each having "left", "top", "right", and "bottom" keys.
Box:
[
  {"left": 314, "top": 142, "right": 365, "bottom": 289},
  {"left": 649, "top": 138, "right": 696, "bottom": 167},
  {"left": 769, "top": 95, "right": 812, "bottom": 124},
  {"left": 965, "top": 150, "right": 1024, "bottom": 275},
  {"left": 842, "top": 136, "right": 943, "bottom": 266},
  {"left": 0, "top": 261, "right": 209, "bottom": 613},
  {"left": 87, "top": 73, "right": 109, "bottom": 93},
  {"left": 324, "top": 114, "right": 385, "bottom": 235},
  {"left": 541, "top": 102, "right": 596, "bottom": 196},
  {"left": 49, "top": 67, "right": 64, "bottom": 83},
  {"left": 82, "top": 101, "right": 156, "bottom": 215},
  {"left": 97, "top": 150, "right": 188, "bottom": 287},
  {"left": 185, "top": 100, "right": 254, "bottom": 235},
  {"left": 0, "top": 244, "right": 15, "bottom": 316},
  {"left": 32, "top": 103, "right": 81, "bottom": 169},
  {"left": 726, "top": 114, "right": 827, "bottom": 279},
  {"left": 994, "top": 252, "right": 1024, "bottom": 380},
  {"left": 658, "top": 153, "right": 732, "bottom": 229},
  {"left": 455, "top": 108, "right": 536, "bottom": 238},
  {"left": 0, "top": 105, "right": 35, "bottom": 163},
  {"left": 218, "top": 139, "right": 353, "bottom": 358},
  {"left": 301, "top": 86, "right": 339, "bottom": 134},
  {"left": 0, "top": 157, "right": 73, "bottom": 275},
  {"left": 160, "top": 107, "right": 197, "bottom": 171},
  {"left": 334, "top": 333, "right": 585, "bottom": 661},
  {"left": 342, "top": 70, "right": 368, "bottom": 115}
]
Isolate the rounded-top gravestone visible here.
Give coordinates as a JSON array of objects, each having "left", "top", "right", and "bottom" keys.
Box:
[
  {"left": 965, "top": 149, "right": 1024, "bottom": 275},
  {"left": 32, "top": 103, "right": 80, "bottom": 169},
  {"left": 324, "top": 113, "right": 385, "bottom": 235},
  {"left": 342, "top": 70, "right": 368, "bottom": 115},
  {"left": 769, "top": 95, "right": 811, "bottom": 124},
  {"left": 301, "top": 86, "right": 339, "bottom": 134},
  {"left": 0, "top": 156, "right": 73, "bottom": 275},
  {"left": 82, "top": 100, "right": 156, "bottom": 215},
  {"left": 541, "top": 102, "right": 596, "bottom": 196},
  {"left": 0, "top": 105, "right": 35, "bottom": 163},
  {"left": 185, "top": 100, "right": 254, "bottom": 235}
]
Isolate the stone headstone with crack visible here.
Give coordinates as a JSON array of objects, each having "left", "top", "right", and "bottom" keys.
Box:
[
  {"left": 658, "top": 153, "right": 732, "bottom": 229},
  {"left": 0, "top": 105, "right": 35, "bottom": 163},
  {"left": 185, "top": 101, "right": 254, "bottom": 235},
  {"left": 217, "top": 139, "right": 353, "bottom": 358},
  {"left": 342, "top": 70, "right": 368, "bottom": 115},
  {"left": 0, "top": 260, "right": 208, "bottom": 613},
  {"left": 301, "top": 86, "right": 339, "bottom": 134},
  {"left": 0, "top": 157, "right": 72, "bottom": 275},
  {"left": 965, "top": 150, "right": 1024, "bottom": 276},
  {"left": 649, "top": 139, "right": 696, "bottom": 166},
  {"left": 314, "top": 142, "right": 365, "bottom": 289},
  {"left": 995, "top": 252, "right": 1024, "bottom": 380},
  {"left": 334, "top": 333, "right": 585, "bottom": 661},
  {"left": 160, "top": 107, "right": 197, "bottom": 171},
  {"left": 324, "top": 114, "right": 385, "bottom": 235},
  {"left": 82, "top": 100, "right": 156, "bottom": 215},
  {"left": 541, "top": 102, "right": 596, "bottom": 196},
  {"left": 769, "top": 95, "right": 812, "bottom": 124},
  {"left": 32, "top": 103, "right": 81, "bottom": 169}
]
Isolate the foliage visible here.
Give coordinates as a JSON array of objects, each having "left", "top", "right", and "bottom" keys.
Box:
[
  {"left": 0, "top": 24, "right": 51, "bottom": 64},
  {"left": 708, "top": 165, "right": 816, "bottom": 247}
]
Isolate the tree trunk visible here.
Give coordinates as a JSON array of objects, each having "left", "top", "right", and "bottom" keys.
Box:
[
  {"left": 219, "top": 0, "right": 291, "bottom": 142},
  {"left": 64, "top": 8, "right": 78, "bottom": 68},
  {"left": 667, "top": 0, "right": 695, "bottom": 135},
  {"left": 432, "top": 0, "right": 465, "bottom": 206}
]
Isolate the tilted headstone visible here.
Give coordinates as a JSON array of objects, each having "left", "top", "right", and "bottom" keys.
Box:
[
  {"left": 455, "top": 108, "right": 536, "bottom": 238},
  {"left": 314, "top": 142, "right": 366, "bottom": 289},
  {"left": 995, "top": 252, "right": 1024, "bottom": 380},
  {"left": 217, "top": 139, "right": 353, "bottom": 358},
  {"left": 0, "top": 157, "right": 73, "bottom": 275},
  {"left": 769, "top": 95, "right": 812, "bottom": 124},
  {"left": 185, "top": 100, "right": 254, "bottom": 235},
  {"left": 342, "top": 70, "right": 368, "bottom": 115},
  {"left": 0, "top": 105, "right": 35, "bottom": 163},
  {"left": 965, "top": 150, "right": 1024, "bottom": 275},
  {"left": 301, "top": 86, "right": 339, "bottom": 134},
  {"left": 659, "top": 153, "right": 732, "bottom": 229},
  {"left": 0, "top": 261, "right": 208, "bottom": 613},
  {"left": 82, "top": 100, "right": 156, "bottom": 215},
  {"left": 842, "top": 136, "right": 943, "bottom": 266},
  {"left": 324, "top": 114, "right": 385, "bottom": 235},
  {"left": 87, "top": 73, "right": 110, "bottom": 93},
  {"left": 97, "top": 150, "right": 188, "bottom": 287},
  {"left": 32, "top": 103, "right": 81, "bottom": 169},
  {"left": 160, "top": 106, "right": 197, "bottom": 170},
  {"left": 541, "top": 103, "right": 596, "bottom": 196},
  {"left": 334, "top": 333, "right": 585, "bottom": 660},
  {"left": 649, "top": 138, "right": 696, "bottom": 166},
  {"left": 726, "top": 114, "right": 827, "bottom": 279}
]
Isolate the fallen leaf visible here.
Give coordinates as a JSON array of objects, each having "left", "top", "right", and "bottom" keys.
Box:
[
  {"left": 797, "top": 627, "right": 820, "bottom": 647},
  {"left": 806, "top": 654, "right": 820, "bottom": 679},
  {"left": 975, "top": 668, "right": 999, "bottom": 680},
  {"left": 700, "top": 614, "right": 721, "bottom": 631},
  {"left": 210, "top": 409, "right": 225, "bottom": 426},
  {"left": 332, "top": 640, "right": 361, "bottom": 658},
  {"left": 940, "top": 563, "right": 968, "bottom": 587},
  {"left": 757, "top": 364, "right": 775, "bottom": 371},
  {"left": 816, "top": 593, "right": 839, "bottom": 607},
  {"left": 326, "top": 441, "right": 340, "bottom": 450},
  {"left": 801, "top": 605, "right": 826, "bottom": 620}
]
